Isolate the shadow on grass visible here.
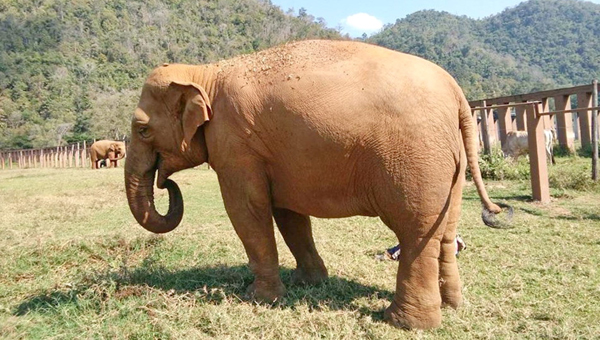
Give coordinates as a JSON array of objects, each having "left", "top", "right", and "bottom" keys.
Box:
[
  {"left": 463, "top": 195, "right": 532, "bottom": 202},
  {"left": 554, "top": 213, "right": 600, "bottom": 221},
  {"left": 14, "top": 262, "right": 394, "bottom": 321},
  {"left": 13, "top": 291, "right": 79, "bottom": 316}
]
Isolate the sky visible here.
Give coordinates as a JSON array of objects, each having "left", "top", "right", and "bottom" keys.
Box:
[{"left": 269, "top": 0, "right": 600, "bottom": 37}]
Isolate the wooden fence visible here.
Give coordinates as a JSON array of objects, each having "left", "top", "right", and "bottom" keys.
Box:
[
  {"left": 0, "top": 141, "right": 92, "bottom": 170},
  {"left": 470, "top": 80, "right": 600, "bottom": 203}
]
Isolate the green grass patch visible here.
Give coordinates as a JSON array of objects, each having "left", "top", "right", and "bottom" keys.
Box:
[{"left": 1, "top": 165, "right": 599, "bottom": 339}]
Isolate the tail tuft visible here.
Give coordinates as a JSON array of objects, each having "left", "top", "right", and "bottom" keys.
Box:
[{"left": 482, "top": 202, "right": 514, "bottom": 229}]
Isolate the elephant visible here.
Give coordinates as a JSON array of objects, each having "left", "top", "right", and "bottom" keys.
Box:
[
  {"left": 90, "top": 140, "right": 126, "bottom": 169},
  {"left": 124, "top": 40, "right": 511, "bottom": 330}
]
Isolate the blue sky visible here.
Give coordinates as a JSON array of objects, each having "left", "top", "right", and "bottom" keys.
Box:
[{"left": 269, "top": 0, "right": 600, "bottom": 37}]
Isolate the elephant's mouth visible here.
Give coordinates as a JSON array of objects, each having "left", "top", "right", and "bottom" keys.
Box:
[{"left": 156, "top": 155, "right": 172, "bottom": 189}]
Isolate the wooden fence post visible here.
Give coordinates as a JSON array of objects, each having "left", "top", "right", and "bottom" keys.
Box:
[
  {"left": 515, "top": 105, "right": 526, "bottom": 130},
  {"left": 497, "top": 105, "right": 512, "bottom": 146},
  {"left": 480, "top": 101, "right": 492, "bottom": 155},
  {"left": 592, "top": 80, "right": 598, "bottom": 181},
  {"left": 541, "top": 97, "right": 553, "bottom": 131},
  {"left": 577, "top": 91, "right": 593, "bottom": 148},
  {"left": 485, "top": 105, "right": 498, "bottom": 145},
  {"left": 527, "top": 103, "right": 550, "bottom": 203},
  {"left": 69, "top": 144, "right": 74, "bottom": 168},
  {"left": 472, "top": 107, "right": 481, "bottom": 151},
  {"left": 82, "top": 141, "right": 87, "bottom": 168},
  {"left": 75, "top": 143, "right": 80, "bottom": 168},
  {"left": 555, "top": 94, "right": 575, "bottom": 152}
]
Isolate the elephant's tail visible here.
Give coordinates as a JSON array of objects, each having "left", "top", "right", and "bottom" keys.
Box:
[{"left": 458, "top": 96, "right": 513, "bottom": 228}]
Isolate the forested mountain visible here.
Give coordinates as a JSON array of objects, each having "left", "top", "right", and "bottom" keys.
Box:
[
  {"left": 369, "top": 0, "right": 600, "bottom": 99},
  {"left": 1, "top": 0, "right": 599, "bottom": 150},
  {"left": 0, "top": 0, "right": 340, "bottom": 149}
]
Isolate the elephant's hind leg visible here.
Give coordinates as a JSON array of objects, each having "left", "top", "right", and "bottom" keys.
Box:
[
  {"left": 438, "top": 218, "right": 462, "bottom": 309},
  {"left": 383, "top": 213, "right": 446, "bottom": 330},
  {"left": 273, "top": 208, "right": 328, "bottom": 285},
  {"left": 439, "top": 149, "right": 466, "bottom": 309}
]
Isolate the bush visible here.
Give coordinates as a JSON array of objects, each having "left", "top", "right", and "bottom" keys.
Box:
[
  {"left": 469, "top": 148, "right": 530, "bottom": 181},
  {"left": 549, "top": 160, "right": 600, "bottom": 191}
]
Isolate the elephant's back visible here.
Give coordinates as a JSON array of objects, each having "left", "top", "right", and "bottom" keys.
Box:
[{"left": 220, "top": 40, "right": 452, "bottom": 83}]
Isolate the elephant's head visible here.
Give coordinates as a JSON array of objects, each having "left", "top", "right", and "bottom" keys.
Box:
[
  {"left": 109, "top": 142, "right": 127, "bottom": 160},
  {"left": 125, "top": 65, "right": 212, "bottom": 234}
]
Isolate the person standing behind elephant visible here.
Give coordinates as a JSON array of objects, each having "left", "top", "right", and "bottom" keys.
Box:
[{"left": 89, "top": 140, "right": 126, "bottom": 169}]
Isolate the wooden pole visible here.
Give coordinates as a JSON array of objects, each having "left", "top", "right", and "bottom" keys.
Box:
[
  {"left": 516, "top": 105, "right": 527, "bottom": 131},
  {"left": 527, "top": 103, "right": 550, "bottom": 203},
  {"left": 75, "top": 143, "right": 80, "bottom": 168},
  {"left": 480, "top": 101, "right": 491, "bottom": 155},
  {"left": 541, "top": 97, "right": 553, "bottom": 131},
  {"left": 82, "top": 141, "right": 87, "bottom": 168},
  {"left": 472, "top": 107, "right": 481, "bottom": 151},
  {"left": 554, "top": 94, "right": 575, "bottom": 152},
  {"left": 486, "top": 105, "right": 498, "bottom": 145},
  {"left": 69, "top": 144, "right": 74, "bottom": 168},
  {"left": 577, "top": 91, "right": 593, "bottom": 148},
  {"left": 497, "top": 105, "right": 512, "bottom": 146},
  {"left": 592, "top": 80, "right": 598, "bottom": 181}
]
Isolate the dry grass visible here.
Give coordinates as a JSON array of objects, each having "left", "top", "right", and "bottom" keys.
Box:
[{"left": 0, "top": 164, "right": 598, "bottom": 339}]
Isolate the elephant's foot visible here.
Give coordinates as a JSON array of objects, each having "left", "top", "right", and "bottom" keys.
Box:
[
  {"left": 384, "top": 300, "right": 441, "bottom": 330},
  {"left": 440, "top": 283, "right": 462, "bottom": 309},
  {"left": 246, "top": 279, "right": 286, "bottom": 303},
  {"left": 291, "top": 264, "right": 328, "bottom": 285}
]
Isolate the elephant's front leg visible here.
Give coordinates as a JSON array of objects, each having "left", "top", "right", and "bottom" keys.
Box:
[
  {"left": 217, "top": 167, "right": 285, "bottom": 302},
  {"left": 273, "top": 208, "right": 328, "bottom": 285}
]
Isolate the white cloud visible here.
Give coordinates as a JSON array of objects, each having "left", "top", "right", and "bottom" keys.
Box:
[{"left": 342, "top": 13, "right": 383, "bottom": 32}]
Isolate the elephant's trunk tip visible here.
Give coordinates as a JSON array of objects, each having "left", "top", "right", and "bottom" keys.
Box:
[{"left": 125, "top": 171, "right": 184, "bottom": 234}]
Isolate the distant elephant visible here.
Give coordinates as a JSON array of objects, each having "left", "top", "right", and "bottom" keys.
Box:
[
  {"left": 124, "top": 40, "right": 511, "bottom": 330},
  {"left": 90, "top": 140, "right": 126, "bottom": 169}
]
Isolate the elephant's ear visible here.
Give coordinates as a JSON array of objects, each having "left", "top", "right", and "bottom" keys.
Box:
[{"left": 170, "top": 81, "right": 213, "bottom": 152}]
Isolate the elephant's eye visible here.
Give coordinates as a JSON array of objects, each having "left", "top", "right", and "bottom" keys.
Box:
[{"left": 138, "top": 126, "right": 150, "bottom": 138}]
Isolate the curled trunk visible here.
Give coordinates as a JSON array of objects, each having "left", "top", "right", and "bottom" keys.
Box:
[
  {"left": 125, "top": 170, "right": 184, "bottom": 234},
  {"left": 110, "top": 152, "right": 126, "bottom": 161}
]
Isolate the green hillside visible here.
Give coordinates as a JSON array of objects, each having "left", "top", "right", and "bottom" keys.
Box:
[
  {"left": 0, "top": 0, "right": 340, "bottom": 149},
  {"left": 2, "top": 0, "right": 599, "bottom": 150},
  {"left": 369, "top": 0, "right": 600, "bottom": 99}
]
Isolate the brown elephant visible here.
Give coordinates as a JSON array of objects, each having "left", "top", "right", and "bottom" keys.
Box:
[
  {"left": 90, "top": 140, "right": 126, "bottom": 169},
  {"left": 124, "top": 40, "right": 510, "bottom": 330}
]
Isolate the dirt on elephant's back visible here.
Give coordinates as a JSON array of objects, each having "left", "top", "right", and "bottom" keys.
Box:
[{"left": 217, "top": 40, "right": 361, "bottom": 81}]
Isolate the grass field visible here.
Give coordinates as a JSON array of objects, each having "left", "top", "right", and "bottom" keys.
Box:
[{"left": 0, "top": 157, "right": 599, "bottom": 339}]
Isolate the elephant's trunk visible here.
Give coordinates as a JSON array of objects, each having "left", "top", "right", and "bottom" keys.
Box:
[
  {"left": 110, "top": 152, "right": 126, "bottom": 161},
  {"left": 125, "top": 170, "right": 184, "bottom": 234}
]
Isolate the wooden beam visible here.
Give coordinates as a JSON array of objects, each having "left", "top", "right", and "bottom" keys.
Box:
[
  {"left": 527, "top": 102, "right": 550, "bottom": 203},
  {"left": 469, "top": 83, "right": 598, "bottom": 107}
]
